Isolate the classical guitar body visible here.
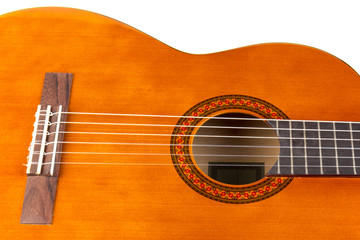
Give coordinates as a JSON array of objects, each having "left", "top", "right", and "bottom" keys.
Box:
[{"left": 1, "top": 7, "right": 360, "bottom": 239}]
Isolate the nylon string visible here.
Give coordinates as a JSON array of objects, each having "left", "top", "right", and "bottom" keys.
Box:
[
  {"left": 28, "top": 110, "right": 360, "bottom": 168},
  {"left": 38, "top": 111, "right": 360, "bottom": 124}
]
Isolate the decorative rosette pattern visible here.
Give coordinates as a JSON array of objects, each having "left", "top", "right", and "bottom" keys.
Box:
[{"left": 170, "top": 95, "right": 293, "bottom": 203}]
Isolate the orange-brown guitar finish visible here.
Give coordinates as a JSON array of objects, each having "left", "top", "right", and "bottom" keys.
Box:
[{"left": 1, "top": 7, "right": 360, "bottom": 239}]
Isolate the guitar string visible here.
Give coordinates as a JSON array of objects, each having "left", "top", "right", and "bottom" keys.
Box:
[
  {"left": 27, "top": 141, "right": 360, "bottom": 167},
  {"left": 27, "top": 141, "right": 360, "bottom": 168},
  {"left": 29, "top": 151, "right": 359, "bottom": 159},
  {"left": 32, "top": 141, "right": 359, "bottom": 151},
  {"left": 27, "top": 142, "right": 360, "bottom": 167},
  {"left": 37, "top": 111, "right": 360, "bottom": 125},
  {"left": 31, "top": 120, "right": 360, "bottom": 153},
  {"left": 27, "top": 130, "right": 359, "bottom": 164},
  {"left": 35, "top": 120, "right": 360, "bottom": 133},
  {"left": 30, "top": 122, "right": 360, "bottom": 155},
  {"left": 24, "top": 162, "right": 358, "bottom": 168},
  {"left": 28, "top": 111, "right": 360, "bottom": 168},
  {"left": 28, "top": 129, "right": 360, "bottom": 166},
  {"left": 31, "top": 130, "right": 360, "bottom": 142}
]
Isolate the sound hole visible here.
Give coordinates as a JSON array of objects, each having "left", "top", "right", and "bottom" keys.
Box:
[{"left": 192, "top": 112, "right": 279, "bottom": 185}]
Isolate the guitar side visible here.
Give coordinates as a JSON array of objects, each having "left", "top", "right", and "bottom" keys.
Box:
[{"left": 1, "top": 7, "right": 360, "bottom": 239}]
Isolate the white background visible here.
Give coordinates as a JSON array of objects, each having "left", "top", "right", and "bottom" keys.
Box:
[{"left": 1, "top": 0, "right": 360, "bottom": 73}]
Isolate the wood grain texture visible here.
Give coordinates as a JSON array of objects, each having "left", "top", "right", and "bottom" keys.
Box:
[
  {"left": 20, "top": 176, "right": 57, "bottom": 224},
  {"left": 21, "top": 73, "right": 73, "bottom": 224},
  {"left": 40, "top": 73, "right": 73, "bottom": 109},
  {"left": 1, "top": 7, "right": 360, "bottom": 239}
]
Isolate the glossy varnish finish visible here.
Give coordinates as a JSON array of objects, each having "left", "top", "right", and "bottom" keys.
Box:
[{"left": 1, "top": 7, "right": 360, "bottom": 239}]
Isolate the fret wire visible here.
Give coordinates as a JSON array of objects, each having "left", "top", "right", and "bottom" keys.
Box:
[
  {"left": 333, "top": 122, "right": 340, "bottom": 175},
  {"left": 289, "top": 122, "right": 294, "bottom": 174},
  {"left": 318, "top": 121, "right": 324, "bottom": 175},
  {"left": 303, "top": 121, "right": 308, "bottom": 175},
  {"left": 276, "top": 119, "right": 280, "bottom": 174},
  {"left": 350, "top": 123, "right": 357, "bottom": 174}
]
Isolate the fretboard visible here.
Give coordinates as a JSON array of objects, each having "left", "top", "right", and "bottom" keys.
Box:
[{"left": 267, "top": 120, "right": 360, "bottom": 176}]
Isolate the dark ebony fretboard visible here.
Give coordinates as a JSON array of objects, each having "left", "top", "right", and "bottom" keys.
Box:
[{"left": 267, "top": 120, "right": 360, "bottom": 176}]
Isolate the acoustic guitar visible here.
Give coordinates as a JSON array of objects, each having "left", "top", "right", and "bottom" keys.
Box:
[{"left": 1, "top": 7, "right": 360, "bottom": 239}]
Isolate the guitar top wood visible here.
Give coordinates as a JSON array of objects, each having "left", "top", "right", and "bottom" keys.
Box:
[{"left": 1, "top": 7, "right": 360, "bottom": 239}]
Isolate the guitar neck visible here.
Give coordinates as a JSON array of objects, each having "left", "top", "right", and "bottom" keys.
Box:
[{"left": 267, "top": 120, "right": 360, "bottom": 176}]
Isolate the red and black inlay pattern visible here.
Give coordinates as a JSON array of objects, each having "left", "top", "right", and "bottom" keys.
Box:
[{"left": 170, "top": 95, "right": 293, "bottom": 204}]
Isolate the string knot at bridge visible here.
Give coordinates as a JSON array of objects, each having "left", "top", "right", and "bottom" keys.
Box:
[{"left": 25, "top": 105, "right": 63, "bottom": 176}]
